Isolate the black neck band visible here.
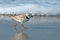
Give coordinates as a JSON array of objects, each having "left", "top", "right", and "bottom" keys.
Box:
[{"left": 26, "top": 16, "right": 29, "bottom": 19}]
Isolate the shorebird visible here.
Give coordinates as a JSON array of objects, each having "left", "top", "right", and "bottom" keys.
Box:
[{"left": 11, "top": 13, "right": 33, "bottom": 31}]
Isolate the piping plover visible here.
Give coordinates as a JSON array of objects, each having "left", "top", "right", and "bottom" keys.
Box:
[{"left": 11, "top": 13, "right": 33, "bottom": 31}]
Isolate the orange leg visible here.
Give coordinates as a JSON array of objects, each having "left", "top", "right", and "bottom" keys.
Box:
[
  {"left": 21, "top": 24, "right": 28, "bottom": 30},
  {"left": 13, "top": 21, "right": 19, "bottom": 33}
]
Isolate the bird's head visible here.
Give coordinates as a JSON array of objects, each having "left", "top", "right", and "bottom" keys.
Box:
[{"left": 25, "top": 13, "right": 33, "bottom": 18}]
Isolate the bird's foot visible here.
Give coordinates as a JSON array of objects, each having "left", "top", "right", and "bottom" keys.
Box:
[{"left": 23, "top": 26, "right": 28, "bottom": 30}]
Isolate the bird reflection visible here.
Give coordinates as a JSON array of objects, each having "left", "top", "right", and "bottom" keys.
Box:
[
  {"left": 14, "top": 31, "right": 29, "bottom": 40},
  {"left": 13, "top": 28, "right": 29, "bottom": 40}
]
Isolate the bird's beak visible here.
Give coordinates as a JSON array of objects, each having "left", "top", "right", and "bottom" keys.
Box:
[{"left": 31, "top": 15, "right": 33, "bottom": 17}]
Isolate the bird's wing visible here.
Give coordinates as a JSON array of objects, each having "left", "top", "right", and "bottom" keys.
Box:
[{"left": 11, "top": 14, "right": 26, "bottom": 21}]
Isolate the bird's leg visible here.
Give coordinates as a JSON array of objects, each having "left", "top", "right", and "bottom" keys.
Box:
[
  {"left": 21, "top": 24, "right": 28, "bottom": 30},
  {"left": 13, "top": 21, "right": 19, "bottom": 33}
]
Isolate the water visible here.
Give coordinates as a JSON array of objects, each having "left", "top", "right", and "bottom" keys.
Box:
[{"left": 0, "top": 16, "right": 60, "bottom": 40}]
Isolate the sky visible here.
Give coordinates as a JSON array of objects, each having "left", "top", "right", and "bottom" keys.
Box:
[{"left": 0, "top": 0, "right": 60, "bottom": 15}]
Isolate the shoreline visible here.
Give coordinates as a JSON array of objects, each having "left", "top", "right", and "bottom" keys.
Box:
[{"left": 0, "top": 14, "right": 60, "bottom": 17}]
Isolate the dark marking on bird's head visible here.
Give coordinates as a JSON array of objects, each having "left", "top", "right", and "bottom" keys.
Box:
[{"left": 25, "top": 13, "right": 33, "bottom": 18}]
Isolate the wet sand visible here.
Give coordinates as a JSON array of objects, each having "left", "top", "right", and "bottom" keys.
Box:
[{"left": 0, "top": 16, "right": 60, "bottom": 40}]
